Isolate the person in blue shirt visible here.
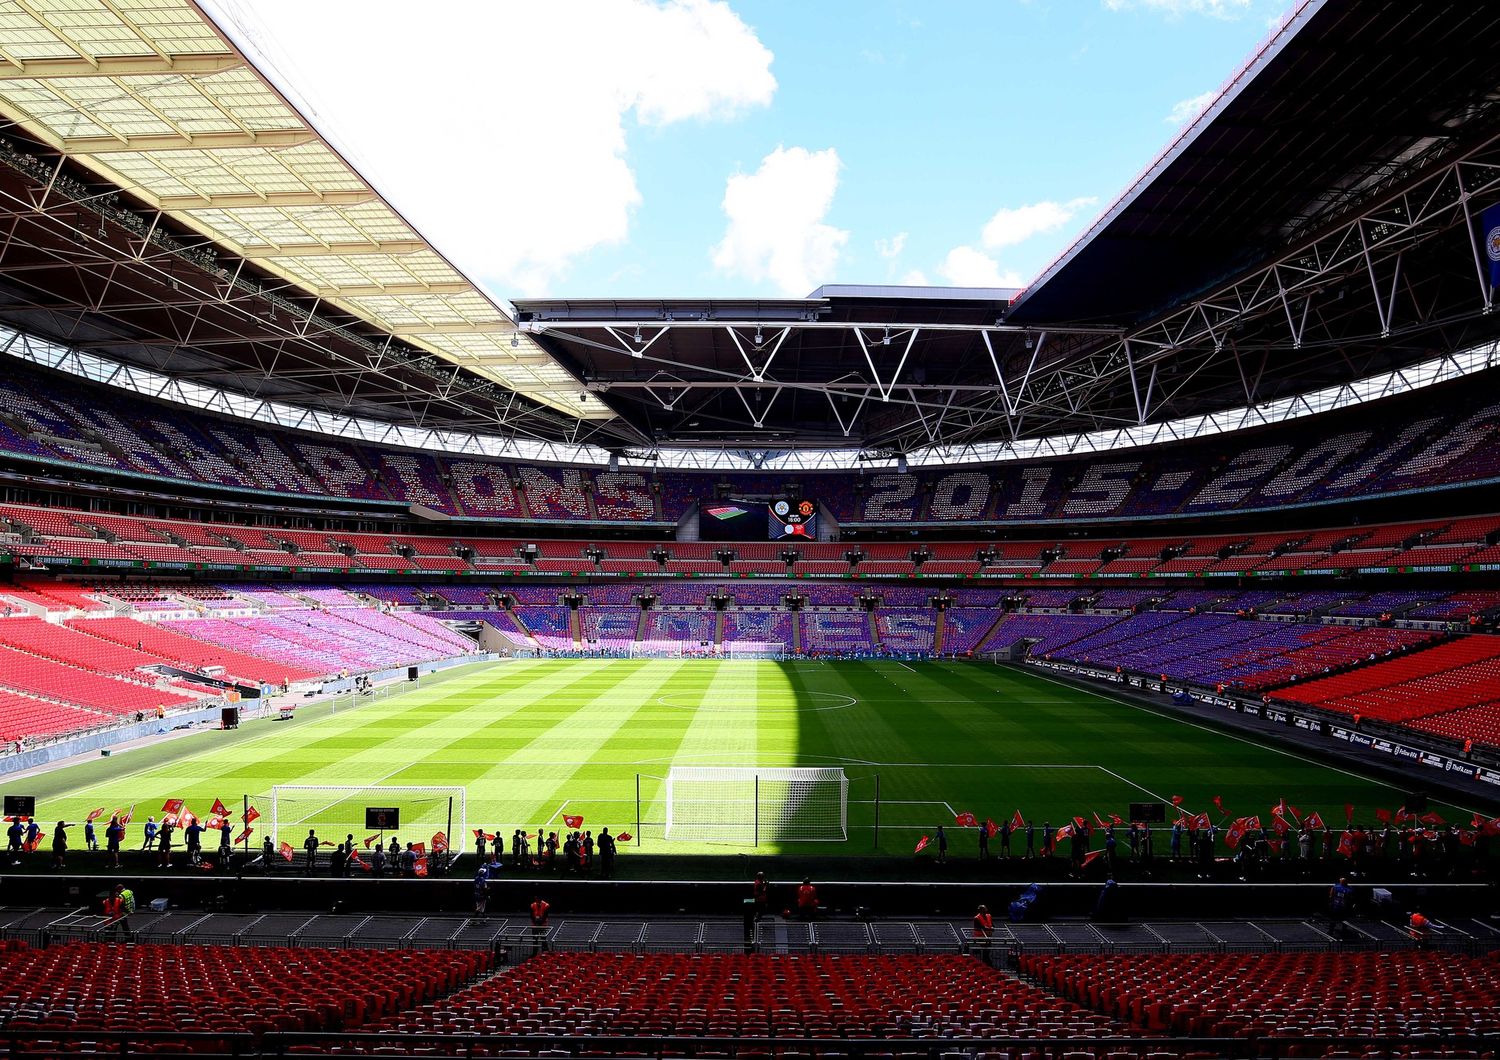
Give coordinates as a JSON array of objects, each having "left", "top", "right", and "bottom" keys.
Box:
[
  {"left": 24, "top": 818, "right": 40, "bottom": 850},
  {"left": 473, "top": 863, "right": 491, "bottom": 915},
  {"left": 184, "top": 819, "right": 203, "bottom": 865},
  {"left": 1328, "top": 876, "right": 1353, "bottom": 939},
  {"left": 140, "top": 816, "right": 158, "bottom": 850},
  {"left": 83, "top": 819, "right": 97, "bottom": 852}
]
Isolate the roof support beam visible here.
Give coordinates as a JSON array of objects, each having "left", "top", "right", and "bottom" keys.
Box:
[
  {"left": 60, "top": 129, "right": 316, "bottom": 153},
  {"left": 160, "top": 190, "right": 377, "bottom": 209},
  {"left": 316, "top": 281, "right": 471, "bottom": 298},
  {"left": 0, "top": 54, "right": 243, "bottom": 79},
  {"left": 237, "top": 240, "right": 428, "bottom": 258}
]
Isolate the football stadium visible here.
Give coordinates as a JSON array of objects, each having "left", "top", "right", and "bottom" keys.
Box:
[{"left": 0, "top": 0, "right": 1496, "bottom": 1053}]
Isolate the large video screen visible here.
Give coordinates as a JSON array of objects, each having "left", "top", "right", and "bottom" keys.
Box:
[{"left": 699, "top": 498, "right": 817, "bottom": 541}]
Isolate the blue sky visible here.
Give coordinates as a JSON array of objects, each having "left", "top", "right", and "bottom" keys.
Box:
[{"left": 209, "top": 0, "right": 1292, "bottom": 301}]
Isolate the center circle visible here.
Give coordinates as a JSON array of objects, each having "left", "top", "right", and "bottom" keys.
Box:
[{"left": 656, "top": 690, "right": 856, "bottom": 713}]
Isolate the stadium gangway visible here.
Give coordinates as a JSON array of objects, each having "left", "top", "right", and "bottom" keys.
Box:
[
  {"left": 0, "top": 1031, "right": 1496, "bottom": 1058},
  {"left": 1, "top": 906, "right": 1498, "bottom": 957}
]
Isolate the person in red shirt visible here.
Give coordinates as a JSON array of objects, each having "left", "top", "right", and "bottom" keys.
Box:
[
  {"left": 972, "top": 904, "right": 994, "bottom": 965},
  {"left": 795, "top": 878, "right": 819, "bottom": 920},
  {"left": 1408, "top": 910, "right": 1429, "bottom": 947},
  {"left": 751, "top": 872, "right": 770, "bottom": 920},
  {"left": 529, "top": 896, "right": 550, "bottom": 955},
  {"left": 101, "top": 884, "right": 129, "bottom": 940}
]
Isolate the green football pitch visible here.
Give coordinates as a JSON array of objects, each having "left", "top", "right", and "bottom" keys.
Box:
[{"left": 16, "top": 658, "right": 1471, "bottom": 858}]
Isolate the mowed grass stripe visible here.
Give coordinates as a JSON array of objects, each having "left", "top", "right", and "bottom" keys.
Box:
[
  {"left": 460, "top": 659, "right": 692, "bottom": 835},
  {"left": 20, "top": 660, "right": 1473, "bottom": 857}
]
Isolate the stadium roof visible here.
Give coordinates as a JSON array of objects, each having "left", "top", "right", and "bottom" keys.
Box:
[
  {"left": 0, "top": 0, "right": 605, "bottom": 430},
  {"left": 0, "top": 1, "right": 1497, "bottom": 462}
]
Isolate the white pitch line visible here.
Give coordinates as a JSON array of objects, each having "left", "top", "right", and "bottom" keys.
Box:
[
  {"left": 1097, "top": 766, "right": 1178, "bottom": 809},
  {"left": 1019, "top": 664, "right": 1492, "bottom": 819}
]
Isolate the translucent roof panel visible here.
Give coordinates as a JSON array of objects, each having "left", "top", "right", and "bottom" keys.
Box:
[{"left": 0, "top": 0, "right": 607, "bottom": 422}]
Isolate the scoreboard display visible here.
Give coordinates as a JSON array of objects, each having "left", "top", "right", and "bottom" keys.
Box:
[
  {"left": 700, "top": 498, "right": 818, "bottom": 541},
  {"left": 769, "top": 498, "right": 817, "bottom": 539}
]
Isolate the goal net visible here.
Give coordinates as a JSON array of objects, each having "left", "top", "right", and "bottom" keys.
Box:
[
  {"left": 664, "top": 766, "right": 847, "bottom": 843},
  {"left": 724, "top": 641, "right": 789, "bottom": 660},
  {"left": 269, "top": 785, "right": 467, "bottom": 855},
  {"left": 629, "top": 640, "right": 685, "bottom": 659}
]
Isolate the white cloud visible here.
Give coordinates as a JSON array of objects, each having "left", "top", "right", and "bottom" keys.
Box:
[
  {"left": 1103, "top": 0, "right": 1251, "bottom": 17},
  {"left": 937, "top": 247, "right": 1023, "bottom": 289},
  {"left": 1165, "top": 89, "right": 1219, "bottom": 125},
  {"left": 876, "top": 232, "right": 908, "bottom": 259},
  {"left": 900, "top": 269, "right": 930, "bottom": 287},
  {"left": 980, "top": 197, "right": 1097, "bottom": 251},
  {"left": 711, "top": 146, "right": 849, "bottom": 295},
  {"left": 204, "top": 0, "right": 776, "bottom": 296}
]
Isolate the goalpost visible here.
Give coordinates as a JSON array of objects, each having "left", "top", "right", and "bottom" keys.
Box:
[
  {"left": 629, "top": 640, "right": 685, "bottom": 659},
  {"left": 269, "top": 785, "right": 467, "bottom": 854},
  {"left": 663, "top": 766, "right": 847, "bottom": 844},
  {"left": 724, "top": 641, "right": 789, "bottom": 660}
]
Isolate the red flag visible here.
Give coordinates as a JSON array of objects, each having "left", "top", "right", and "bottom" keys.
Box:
[
  {"left": 1190, "top": 812, "right": 1211, "bottom": 831},
  {"left": 233, "top": 827, "right": 253, "bottom": 844},
  {"left": 562, "top": 814, "right": 584, "bottom": 830},
  {"left": 204, "top": 816, "right": 223, "bottom": 831},
  {"left": 85, "top": 807, "right": 107, "bottom": 823},
  {"left": 1243, "top": 815, "right": 1261, "bottom": 831},
  {"left": 319, "top": 841, "right": 336, "bottom": 848},
  {"left": 617, "top": 832, "right": 632, "bottom": 842},
  {"left": 1211, "top": 795, "right": 1226, "bottom": 816},
  {"left": 1336, "top": 831, "right": 1356, "bottom": 858},
  {"left": 473, "top": 828, "right": 497, "bottom": 841},
  {"left": 1395, "top": 807, "right": 1411, "bottom": 825},
  {"left": 278, "top": 841, "right": 294, "bottom": 861},
  {"left": 1270, "top": 813, "right": 1289, "bottom": 837},
  {"left": 1073, "top": 815, "right": 1088, "bottom": 830},
  {"left": 1109, "top": 813, "right": 1123, "bottom": 826},
  {"left": 174, "top": 806, "right": 194, "bottom": 830},
  {"left": 349, "top": 850, "right": 370, "bottom": 870},
  {"left": 1418, "top": 811, "right": 1446, "bottom": 827},
  {"left": 1224, "top": 819, "right": 1246, "bottom": 850},
  {"left": 1170, "top": 795, "right": 1184, "bottom": 806},
  {"left": 1374, "top": 808, "right": 1392, "bottom": 824},
  {"left": 954, "top": 811, "right": 978, "bottom": 828},
  {"left": 1266, "top": 838, "right": 1284, "bottom": 854},
  {"left": 24, "top": 830, "right": 45, "bottom": 852},
  {"left": 1344, "top": 803, "right": 1355, "bottom": 825},
  {"left": 1286, "top": 804, "right": 1303, "bottom": 823},
  {"left": 985, "top": 819, "right": 999, "bottom": 838},
  {"left": 210, "top": 799, "right": 228, "bottom": 818},
  {"left": 432, "top": 832, "right": 449, "bottom": 854},
  {"left": 1081, "top": 849, "right": 1107, "bottom": 868},
  {"left": 363, "top": 834, "right": 380, "bottom": 849},
  {"left": 161, "top": 799, "right": 184, "bottom": 815},
  {"left": 414, "top": 854, "right": 429, "bottom": 878},
  {"left": 1093, "top": 811, "right": 1110, "bottom": 830},
  {"left": 243, "top": 806, "right": 261, "bottom": 825},
  {"left": 1460, "top": 830, "right": 1477, "bottom": 847},
  {"left": 118, "top": 805, "right": 135, "bottom": 826},
  {"left": 412, "top": 842, "right": 426, "bottom": 855},
  {"left": 914, "top": 835, "right": 930, "bottom": 853},
  {"left": 1305, "top": 811, "right": 1326, "bottom": 831},
  {"left": 1010, "top": 810, "right": 1025, "bottom": 832},
  {"left": 1054, "top": 823, "right": 1075, "bottom": 842}
]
